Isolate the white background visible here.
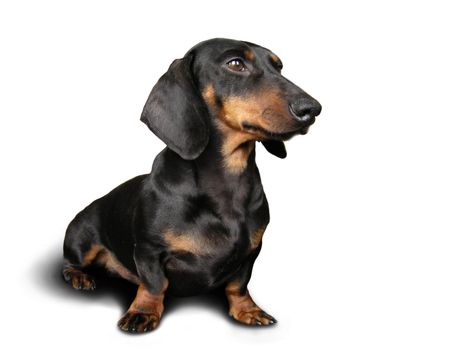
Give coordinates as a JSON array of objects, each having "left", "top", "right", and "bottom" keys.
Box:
[{"left": 1, "top": 0, "right": 466, "bottom": 349}]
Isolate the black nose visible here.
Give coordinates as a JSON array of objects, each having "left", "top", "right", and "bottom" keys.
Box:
[{"left": 289, "top": 98, "right": 322, "bottom": 123}]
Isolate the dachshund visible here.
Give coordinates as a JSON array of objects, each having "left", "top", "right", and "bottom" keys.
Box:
[{"left": 62, "top": 38, "right": 322, "bottom": 332}]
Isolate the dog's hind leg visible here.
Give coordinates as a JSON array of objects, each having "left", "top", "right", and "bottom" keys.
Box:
[{"left": 62, "top": 207, "right": 102, "bottom": 291}]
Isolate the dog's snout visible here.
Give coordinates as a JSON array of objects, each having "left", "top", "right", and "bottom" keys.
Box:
[{"left": 289, "top": 98, "right": 322, "bottom": 123}]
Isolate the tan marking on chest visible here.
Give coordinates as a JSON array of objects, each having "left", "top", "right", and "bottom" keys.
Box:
[
  {"left": 250, "top": 226, "right": 266, "bottom": 249},
  {"left": 164, "top": 229, "right": 215, "bottom": 255}
]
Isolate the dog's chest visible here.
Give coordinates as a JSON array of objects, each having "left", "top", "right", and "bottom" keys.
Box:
[
  {"left": 163, "top": 218, "right": 262, "bottom": 261},
  {"left": 159, "top": 169, "right": 269, "bottom": 295},
  {"left": 165, "top": 177, "right": 267, "bottom": 253},
  {"left": 162, "top": 207, "right": 267, "bottom": 295}
]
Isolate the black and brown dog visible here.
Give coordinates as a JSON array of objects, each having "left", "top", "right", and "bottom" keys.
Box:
[{"left": 62, "top": 38, "right": 321, "bottom": 332}]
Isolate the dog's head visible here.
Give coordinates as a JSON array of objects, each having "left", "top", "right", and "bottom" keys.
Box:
[{"left": 141, "top": 38, "right": 321, "bottom": 162}]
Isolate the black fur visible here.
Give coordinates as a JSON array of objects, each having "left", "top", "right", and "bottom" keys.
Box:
[
  {"left": 62, "top": 38, "right": 321, "bottom": 329},
  {"left": 141, "top": 54, "right": 210, "bottom": 160}
]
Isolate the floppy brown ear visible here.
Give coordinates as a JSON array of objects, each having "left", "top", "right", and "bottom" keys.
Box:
[
  {"left": 141, "top": 54, "right": 209, "bottom": 160},
  {"left": 261, "top": 140, "right": 287, "bottom": 158}
]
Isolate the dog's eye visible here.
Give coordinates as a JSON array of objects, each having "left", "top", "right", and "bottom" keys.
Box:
[{"left": 226, "top": 59, "right": 247, "bottom": 72}]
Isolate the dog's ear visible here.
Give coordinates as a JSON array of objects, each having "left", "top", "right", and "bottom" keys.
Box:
[
  {"left": 141, "top": 54, "right": 209, "bottom": 160},
  {"left": 261, "top": 140, "right": 287, "bottom": 159}
]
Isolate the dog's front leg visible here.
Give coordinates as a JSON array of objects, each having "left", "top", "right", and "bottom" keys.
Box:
[
  {"left": 225, "top": 249, "right": 277, "bottom": 326},
  {"left": 118, "top": 243, "right": 168, "bottom": 333}
]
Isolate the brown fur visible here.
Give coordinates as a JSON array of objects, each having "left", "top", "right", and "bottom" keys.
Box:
[
  {"left": 82, "top": 244, "right": 102, "bottom": 265},
  {"left": 270, "top": 54, "right": 280, "bottom": 64},
  {"left": 202, "top": 83, "right": 216, "bottom": 109},
  {"left": 118, "top": 281, "right": 168, "bottom": 332},
  {"left": 225, "top": 281, "right": 272, "bottom": 325},
  {"left": 128, "top": 281, "right": 168, "bottom": 315},
  {"left": 202, "top": 85, "right": 293, "bottom": 173},
  {"left": 250, "top": 226, "right": 266, "bottom": 249},
  {"left": 245, "top": 50, "right": 255, "bottom": 60},
  {"left": 216, "top": 120, "right": 255, "bottom": 173},
  {"left": 220, "top": 90, "right": 292, "bottom": 133},
  {"left": 77, "top": 244, "right": 141, "bottom": 285},
  {"left": 95, "top": 246, "right": 141, "bottom": 284},
  {"left": 62, "top": 267, "right": 95, "bottom": 290},
  {"left": 216, "top": 90, "right": 292, "bottom": 173},
  {"left": 202, "top": 84, "right": 256, "bottom": 173},
  {"left": 164, "top": 229, "right": 223, "bottom": 255}
]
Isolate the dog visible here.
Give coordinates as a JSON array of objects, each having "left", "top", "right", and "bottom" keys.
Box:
[{"left": 62, "top": 38, "right": 322, "bottom": 332}]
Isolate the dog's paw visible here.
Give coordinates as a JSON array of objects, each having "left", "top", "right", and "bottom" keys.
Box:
[
  {"left": 230, "top": 308, "right": 277, "bottom": 326},
  {"left": 62, "top": 268, "right": 96, "bottom": 291},
  {"left": 117, "top": 312, "right": 160, "bottom": 333}
]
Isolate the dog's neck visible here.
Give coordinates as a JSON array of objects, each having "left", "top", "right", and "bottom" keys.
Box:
[
  {"left": 214, "top": 120, "right": 256, "bottom": 174},
  {"left": 194, "top": 120, "right": 257, "bottom": 180},
  {"left": 200, "top": 86, "right": 257, "bottom": 176}
]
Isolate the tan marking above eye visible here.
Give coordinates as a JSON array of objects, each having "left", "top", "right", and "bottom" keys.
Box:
[
  {"left": 244, "top": 50, "right": 255, "bottom": 60},
  {"left": 270, "top": 54, "right": 283, "bottom": 70}
]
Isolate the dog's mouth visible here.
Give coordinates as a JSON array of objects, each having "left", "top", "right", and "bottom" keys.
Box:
[{"left": 242, "top": 121, "right": 312, "bottom": 141}]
